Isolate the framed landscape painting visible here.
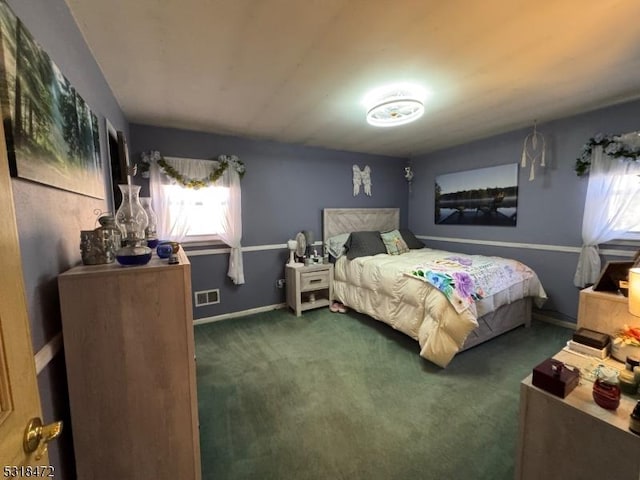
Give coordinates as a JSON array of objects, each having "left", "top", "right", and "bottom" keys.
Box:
[
  {"left": 0, "top": 0, "right": 103, "bottom": 199},
  {"left": 435, "top": 163, "right": 518, "bottom": 226}
]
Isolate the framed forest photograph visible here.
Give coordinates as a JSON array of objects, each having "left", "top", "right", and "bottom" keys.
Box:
[{"left": 0, "top": 0, "right": 103, "bottom": 199}]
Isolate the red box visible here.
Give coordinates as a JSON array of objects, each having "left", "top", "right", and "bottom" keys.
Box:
[{"left": 532, "top": 358, "right": 580, "bottom": 398}]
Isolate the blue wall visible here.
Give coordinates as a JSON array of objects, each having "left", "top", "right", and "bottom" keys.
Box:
[
  {"left": 409, "top": 99, "right": 640, "bottom": 321},
  {"left": 7, "top": 0, "right": 128, "bottom": 476},
  {"left": 129, "top": 124, "right": 409, "bottom": 318}
]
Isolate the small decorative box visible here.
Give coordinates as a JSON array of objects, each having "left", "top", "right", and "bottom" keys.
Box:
[
  {"left": 532, "top": 358, "right": 580, "bottom": 398},
  {"left": 573, "top": 328, "right": 610, "bottom": 350}
]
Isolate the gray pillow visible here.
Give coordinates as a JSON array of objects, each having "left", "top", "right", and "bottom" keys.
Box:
[
  {"left": 399, "top": 228, "right": 425, "bottom": 249},
  {"left": 345, "top": 231, "right": 386, "bottom": 260}
]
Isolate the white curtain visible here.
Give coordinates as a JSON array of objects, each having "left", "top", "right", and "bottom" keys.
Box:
[
  {"left": 217, "top": 167, "right": 244, "bottom": 285},
  {"left": 573, "top": 146, "right": 640, "bottom": 287},
  {"left": 150, "top": 158, "right": 192, "bottom": 242},
  {"left": 149, "top": 157, "right": 245, "bottom": 285}
]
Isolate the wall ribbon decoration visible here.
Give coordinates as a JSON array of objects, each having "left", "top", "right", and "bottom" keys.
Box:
[{"left": 521, "top": 122, "right": 546, "bottom": 181}]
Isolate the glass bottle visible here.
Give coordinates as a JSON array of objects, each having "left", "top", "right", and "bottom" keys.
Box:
[
  {"left": 115, "top": 184, "right": 152, "bottom": 265},
  {"left": 140, "top": 197, "right": 159, "bottom": 248}
]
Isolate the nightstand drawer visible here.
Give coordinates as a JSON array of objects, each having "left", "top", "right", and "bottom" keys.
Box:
[{"left": 300, "top": 271, "right": 329, "bottom": 291}]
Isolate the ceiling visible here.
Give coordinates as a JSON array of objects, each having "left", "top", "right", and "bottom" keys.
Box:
[{"left": 65, "top": 0, "right": 640, "bottom": 158}]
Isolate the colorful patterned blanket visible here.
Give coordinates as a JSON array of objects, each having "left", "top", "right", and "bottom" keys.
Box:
[{"left": 406, "top": 254, "right": 532, "bottom": 313}]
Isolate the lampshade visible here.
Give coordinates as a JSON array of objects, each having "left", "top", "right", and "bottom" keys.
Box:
[{"left": 629, "top": 268, "right": 640, "bottom": 317}]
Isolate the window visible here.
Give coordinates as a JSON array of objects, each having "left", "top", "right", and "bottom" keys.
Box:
[
  {"left": 610, "top": 173, "right": 640, "bottom": 241},
  {"left": 162, "top": 184, "right": 228, "bottom": 243},
  {"left": 148, "top": 153, "right": 245, "bottom": 284}
]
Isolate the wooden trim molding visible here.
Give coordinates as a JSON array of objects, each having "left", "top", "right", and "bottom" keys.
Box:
[
  {"left": 417, "top": 235, "right": 635, "bottom": 258},
  {"left": 185, "top": 237, "right": 635, "bottom": 258},
  {"left": 185, "top": 241, "right": 323, "bottom": 257},
  {"left": 34, "top": 332, "right": 63, "bottom": 375},
  {"left": 193, "top": 303, "right": 286, "bottom": 325}
]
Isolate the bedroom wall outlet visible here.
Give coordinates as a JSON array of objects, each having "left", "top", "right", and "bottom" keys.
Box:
[
  {"left": 194, "top": 289, "right": 220, "bottom": 307},
  {"left": 276, "top": 279, "right": 285, "bottom": 289}
]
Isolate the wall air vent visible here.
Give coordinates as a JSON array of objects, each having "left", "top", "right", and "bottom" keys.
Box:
[{"left": 194, "top": 289, "right": 220, "bottom": 307}]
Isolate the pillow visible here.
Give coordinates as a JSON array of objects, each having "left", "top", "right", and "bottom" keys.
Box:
[
  {"left": 380, "top": 229, "right": 410, "bottom": 255},
  {"left": 325, "top": 233, "right": 351, "bottom": 259},
  {"left": 399, "top": 228, "right": 425, "bottom": 249},
  {"left": 344, "top": 231, "right": 387, "bottom": 260}
]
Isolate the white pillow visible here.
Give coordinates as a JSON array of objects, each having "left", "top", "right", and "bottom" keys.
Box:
[{"left": 325, "top": 233, "right": 351, "bottom": 259}]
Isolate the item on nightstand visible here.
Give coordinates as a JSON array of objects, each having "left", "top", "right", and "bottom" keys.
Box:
[
  {"left": 625, "top": 356, "right": 640, "bottom": 371},
  {"left": 592, "top": 366, "right": 621, "bottom": 410},
  {"left": 612, "top": 336, "right": 640, "bottom": 363},
  {"left": 294, "top": 232, "right": 307, "bottom": 263},
  {"left": 287, "top": 239, "right": 303, "bottom": 267},
  {"left": 532, "top": 358, "right": 580, "bottom": 398},
  {"left": 630, "top": 401, "right": 640, "bottom": 435},
  {"left": 573, "top": 327, "right": 610, "bottom": 350},
  {"left": 618, "top": 369, "right": 638, "bottom": 396},
  {"left": 566, "top": 340, "right": 609, "bottom": 359}
]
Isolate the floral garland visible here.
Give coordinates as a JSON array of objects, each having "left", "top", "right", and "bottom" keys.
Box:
[
  {"left": 139, "top": 150, "right": 245, "bottom": 188},
  {"left": 575, "top": 133, "right": 640, "bottom": 176}
]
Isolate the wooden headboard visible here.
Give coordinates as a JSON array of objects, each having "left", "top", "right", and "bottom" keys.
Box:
[{"left": 323, "top": 208, "right": 400, "bottom": 242}]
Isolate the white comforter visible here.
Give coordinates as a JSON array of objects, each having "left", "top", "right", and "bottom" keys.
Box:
[{"left": 333, "top": 248, "right": 547, "bottom": 367}]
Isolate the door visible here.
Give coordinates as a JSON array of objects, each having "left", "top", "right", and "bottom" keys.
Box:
[{"left": 0, "top": 121, "right": 50, "bottom": 467}]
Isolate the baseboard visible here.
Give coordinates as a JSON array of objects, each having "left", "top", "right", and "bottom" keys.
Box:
[
  {"left": 533, "top": 312, "right": 577, "bottom": 330},
  {"left": 34, "top": 332, "right": 63, "bottom": 375},
  {"left": 193, "top": 303, "right": 287, "bottom": 326}
]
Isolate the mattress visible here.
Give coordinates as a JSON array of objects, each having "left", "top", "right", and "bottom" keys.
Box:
[{"left": 333, "top": 248, "right": 547, "bottom": 367}]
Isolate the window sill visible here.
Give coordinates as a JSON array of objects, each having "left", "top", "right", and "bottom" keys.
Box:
[
  {"left": 181, "top": 239, "right": 226, "bottom": 248},
  {"left": 603, "top": 239, "right": 640, "bottom": 247}
]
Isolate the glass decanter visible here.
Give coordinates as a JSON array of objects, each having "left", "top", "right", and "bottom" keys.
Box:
[
  {"left": 115, "top": 184, "right": 152, "bottom": 265},
  {"left": 140, "top": 197, "right": 159, "bottom": 248}
]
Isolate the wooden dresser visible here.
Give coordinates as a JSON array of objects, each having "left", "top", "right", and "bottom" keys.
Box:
[
  {"left": 516, "top": 286, "right": 640, "bottom": 480},
  {"left": 58, "top": 249, "right": 201, "bottom": 480}
]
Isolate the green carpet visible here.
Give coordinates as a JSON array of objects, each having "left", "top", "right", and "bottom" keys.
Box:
[{"left": 195, "top": 308, "right": 572, "bottom": 480}]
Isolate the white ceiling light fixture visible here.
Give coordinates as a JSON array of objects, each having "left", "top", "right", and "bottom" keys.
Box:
[{"left": 363, "top": 83, "right": 430, "bottom": 128}]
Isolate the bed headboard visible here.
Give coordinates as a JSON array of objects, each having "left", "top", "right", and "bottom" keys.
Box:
[{"left": 323, "top": 208, "right": 400, "bottom": 242}]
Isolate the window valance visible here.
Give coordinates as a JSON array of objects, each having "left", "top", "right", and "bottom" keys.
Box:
[
  {"left": 139, "top": 150, "right": 245, "bottom": 187},
  {"left": 575, "top": 132, "right": 640, "bottom": 176}
]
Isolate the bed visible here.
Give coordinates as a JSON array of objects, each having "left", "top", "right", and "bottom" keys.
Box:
[{"left": 323, "top": 208, "right": 547, "bottom": 367}]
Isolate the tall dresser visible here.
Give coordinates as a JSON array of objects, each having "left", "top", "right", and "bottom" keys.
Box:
[{"left": 58, "top": 249, "right": 201, "bottom": 480}]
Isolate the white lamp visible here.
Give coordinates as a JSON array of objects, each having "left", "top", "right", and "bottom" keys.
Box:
[{"left": 629, "top": 267, "right": 640, "bottom": 317}]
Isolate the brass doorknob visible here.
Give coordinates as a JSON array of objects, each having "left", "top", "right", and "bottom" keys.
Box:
[{"left": 23, "top": 417, "right": 63, "bottom": 460}]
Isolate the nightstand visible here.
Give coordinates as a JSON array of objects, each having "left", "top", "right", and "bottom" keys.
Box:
[{"left": 286, "top": 263, "right": 333, "bottom": 316}]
